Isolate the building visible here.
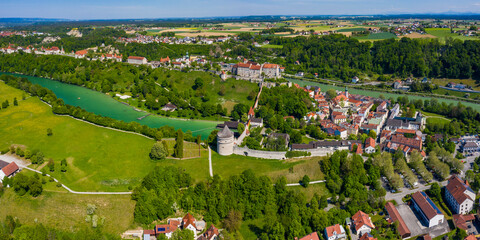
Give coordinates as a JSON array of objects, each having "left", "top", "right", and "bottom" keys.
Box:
[
  {"left": 127, "top": 56, "right": 147, "bottom": 65},
  {"left": 364, "top": 137, "right": 376, "bottom": 154},
  {"left": 217, "top": 125, "right": 234, "bottom": 156},
  {"left": 198, "top": 224, "right": 219, "bottom": 240},
  {"left": 182, "top": 213, "right": 197, "bottom": 237},
  {"left": 250, "top": 118, "right": 263, "bottom": 128},
  {"left": 384, "top": 202, "right": 411, "bottom": 238},
  {"left": 411, "top": 191, "right": 445, "bottom": 228},
  {"left": 162, "top": 103, "right": 177, "bottom": 112},
  {"left": 359, "top": 233, "right": 377, "bottom": 240},
  {"left": 155, "top": 223, "right": 177, "bottom": 239},
  {"left": 462, "top": 142, "right": 479, "bottom": 153},
  {"left": 445, "top": 175, "right": 476, "bottom": 214},
  {"left": 352, "top": 211, "right": 375, "bottom": 235},
  {"left": 75, "top": 49, "right": 87, "bottom": 58},
  {"left": 453, "top": 214, "right": 476, "bottom": 231},
  {"left": 324, "top": 224, "right": 346, "bottom": 240},
  {"left": 0, "top": 161, "right": 19, "bottom": 182},
  {"left": 299, "top": 232, "right": 320, "bottom": 240}
]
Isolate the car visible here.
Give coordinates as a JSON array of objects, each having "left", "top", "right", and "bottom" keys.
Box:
[{"left": 391, "top": 190, "right": 396, "bottom": 193}]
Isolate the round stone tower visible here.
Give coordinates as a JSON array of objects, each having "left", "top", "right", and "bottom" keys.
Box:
[{"left": 217, "top": 125, "right": 234, "bottom": 156}]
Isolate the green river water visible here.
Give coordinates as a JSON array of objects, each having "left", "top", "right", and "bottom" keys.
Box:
[
  {"left": 2, "top": 73, "right": 219, "bottom": 138},
  {"left": 289, "top": 78, "right": 480, "bottom": 111}
]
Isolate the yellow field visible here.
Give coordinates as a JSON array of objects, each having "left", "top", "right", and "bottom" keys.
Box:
[{"left": 403, "top": 32, "right": 437, "bottom": 39}]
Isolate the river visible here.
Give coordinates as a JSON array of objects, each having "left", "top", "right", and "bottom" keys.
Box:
[
  {"left": 288, "top": 78, "right": 480, "bottom": 111},
  {"left": 1, "top": 73, "right": 219, "bottom": 138}
]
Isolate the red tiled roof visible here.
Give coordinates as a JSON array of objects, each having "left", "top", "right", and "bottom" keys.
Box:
[
  {"left": 465, "top": 235, "right": 477, "bottom": 240},
  {"left": 299, "top": 232, "right": 320, "bottom": 240},
  {"left": 248, "top": 107, "right": 255, "bottom": 116},
  {"left": 390, "top": 134, "right": 422, "bottom": 150},
  {"left": 447, "top": 175, "right": 474, "bottom": 205},
  {"left": 155, "top": 223, "right": 177, "bottom": 234},
  {"left": 250, "top": 65, "right": 261, "bottom": 70},
  {"left": 203, "top": 225, "right": 219, "bottom": 239},
  {"left": 385, "top": 202, "right": 411, "bottom": 237},
  {"left": 411, "top": 191, "right": 441, "bottom": 220},
  {"left": 423, "top": 235, "right": 432, "bottom": 240},
  {"left": 143, "top": 229, "right": 155, "bottom": 235},
  {"left": 128, "top": 56, "right": 146, "bottom": 60},
  {"left": 263, "top": 63, "right": 278, "bottom": 68},
  {"left": 183, "top": 213, "right": 196, "bottom": 229},
  {"left": 352, "top": 211, "right": 375, "bottom": 232},
  {"left": 237, "top": 63, "right": 250, "bottom": 68},
  {"left": 75, "top": 50, "right": 87, "bottom": 55},
  {"left": 453, "top": 214, "right": 476, "bottom": 230},
  {"left": 359, "top": 233, "right": 377, "bottom": 240},
  {"left": 365, "top": 137, "right": 376, "bottom": 149},
  {"left": 396, "top": 129, "right": 416, "bottom": 134},
  {"left": 1, "top": 162, "right": 19, "bottom": 176},
  {"left": 325, "top": 224, "right": 343, "bottom": 238}
]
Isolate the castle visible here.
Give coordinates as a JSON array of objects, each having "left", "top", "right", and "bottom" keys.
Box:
[{"left": 217, "top": 125, "right": 234, "bottom": 156}]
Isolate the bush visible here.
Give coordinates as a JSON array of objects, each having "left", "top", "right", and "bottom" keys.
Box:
[
  {"left": 285, "top": 151, "right": 311, "bottom": 158},
  {"left": 0, "top": 148, "right": 9, "bottom": 154}
]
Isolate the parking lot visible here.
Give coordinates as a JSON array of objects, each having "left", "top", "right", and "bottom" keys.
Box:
[{"left": 396, "top": 203, "right": 450, "bottom": 238}]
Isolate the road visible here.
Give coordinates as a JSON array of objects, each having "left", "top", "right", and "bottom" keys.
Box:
[
  {"left": 208, "top": 146, "right": 213, "bottom": 177},
  {"left": 0, "top": 154, "right": 132, "bottom": 195},
  {"left": 385, "top": 180, "right": 447, "bottom": 204}
]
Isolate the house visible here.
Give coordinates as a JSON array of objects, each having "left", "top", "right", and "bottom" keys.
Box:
[
  {"left": 411, "top": 191, "right": 445, "bottom": 228},
  {"left": 182, "top": 213, "right": 197, "bottom": 237},
  {"left": 143, "top": 229, "right": 156, "bottom": 240},
  {"left": 155, "top": 223, "right": 178, "bottom": 239},
  {"left": 359, "top": 233, "right": 377, "bottom": 240},
  {"left": 75, "top": 50, "right": 87, "bottom": 58},
  {"left": 462, "top": 142, "right": 479, "bottom": 153},
  {"left": 250, "top": 118, "right": 263, "bottom": 128},
  {"left": 352, "top": 211, "right": 375, "bottom": 235},
  {"left": 377, "top": 101, "right": 387, "bottom": 112},
  {"left": 453, "top": 214, "right": 476, "bottom": 231},
  {"left": 384, "top": 202, "right": 411, "bottom": 238},
  {"left": 324, "top": 224, "right": 346, "bottom": 240},
  {"left": 445, "top": 175, "right": 476, "bottom": 214},
  {"left": 465, "top": 235, "right": 477, "bottom": 240},
  {"left": 0, "top": 161, "right": 19, "bottom": 182},
  {"left": 364, "top": 137, "right": 376, "bottom": 154},
  {"left": 198, "top": 224, "right": 219, "bottom": 240},
  {"left": 352, "top": 76, "right": 359, "bottom": 84},
  {"left": 299, "top": 232, "right": 320, "bottom": 240},
  {"left": 162, "top": 103, "right": 177, "bottom": 112},
  {"left": 128, "top": 56, "right": 147, "bottom": 65}
]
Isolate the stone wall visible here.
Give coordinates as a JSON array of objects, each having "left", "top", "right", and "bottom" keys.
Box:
[{"left": 233, "top": 146, "right": 287, "bottom": 159}]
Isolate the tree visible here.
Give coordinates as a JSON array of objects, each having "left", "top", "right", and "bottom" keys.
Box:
[
  {"left": 237, "top": 123, "right": 245, "bottom": 134},
  {"left": 428, "top": 182, "right": 442, "bottom": 200},
  {"left": 13, "top": 97, "right": 18, "bottom": 106},
  {"left": 46, "top": 128, "right": 53, "bottom": 136},
  {"left": 325, "top": 89, "right": 337, "bottom": 100},
  {"left": 150, "top": 142, "right": 168, "bottom": 160},
  {"left": 60, "top": 159, "right": 67, "bottom": 172},
  {"left": 224, "top": 210, "right": 242, "bottom": 233},
  {"left": 302, "top": 175, "right": 310, "bottom": 188},
  {"left": 47, "top": 158, "right": 55, "bottom": 172},
  {"left": 174, "top": 130, "right": 184, "bottom": 158},
  {"left": 368, "top": 130, "right": 377, "bottom": 139},
  {"left": 193, "top": 78, "right": 204, "bottom": 90}
]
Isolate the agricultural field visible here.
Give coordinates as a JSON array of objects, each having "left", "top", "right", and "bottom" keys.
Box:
[
  {"left": 403, "top": 32, "right": 437, "bottom": 39},
  {"left": 260, "top": 44, "right": 283, "bottom": 49},
  {"left": 355, "top": 32, "right": 397, "bottom": 40},
  {"left": 425, "top": 28, "right": 480, "bottom": 41}
]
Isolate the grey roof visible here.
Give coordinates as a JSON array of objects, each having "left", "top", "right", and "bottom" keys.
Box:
[
  {"left": 464, "top": 142, "right": 479, "bottom": 148},
  {"left": 250, "top": 118, "right": 263, "bottom": 123},
  {"left": 217, "top": 125, "right": 233, "bottom": 138},
  {"left": 0, "top": 160, "right": 9, "bottom": 169},
  {"left": 386, "top": 119, "right": 409, "bottom": 128}
]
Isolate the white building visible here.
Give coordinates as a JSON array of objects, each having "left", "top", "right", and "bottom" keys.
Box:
[
  {"left": 127, "top": 56, "right": 147, "bottom": 65},
  {"left": 217, "top": 125, "right": 234, "bottom": 156},
  {"left": 445, "top": 175, "right": 476, "bottom": 215},
  {"left": 324, "top": 224, "right": 346, "bottom": 240},
  {"left": 411, "top": 191, "right": 445, "bottom": 228},
  {"left": 352, "top": 211, "right": 375, "bottom": 236}
]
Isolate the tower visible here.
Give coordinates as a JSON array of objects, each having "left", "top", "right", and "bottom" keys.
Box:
[
  {"left": 345, "top": 86, "right": 349, "bottom": 99},
  {"left": 217, "top": 125, "right": 234, "bottom": 156}
]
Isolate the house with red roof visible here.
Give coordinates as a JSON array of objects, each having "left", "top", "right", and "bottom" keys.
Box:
[
  {"left": 352, "top": 211, "right": 375, "bottom": 235},
  {"left": 75, "top": 50, "right": 88, "bottom": 58},
  {"left": 445, "top": 175, "right": 476, "bottom": 214},
  {"left": 127, "top": 56, "right": 147, "bottom": 65},
  {"left": 384, "top": 202, "right": 411, "bottom": 238},
  {"left": 359, "top": 233, "right": 377, "bottom": 240},
  {"left": 324, "top": 224, "right": 346, "bottom": 240},
  {"left": 154, "top": 223, "right": 177, "bottom": 239},
  {"left": 453, "top": 214, "right": 476, "bottom": 231},
  {"left": 198, "top": 224, "right": 219, "bottom": 240},
  {"left": 299, "top": 232, "right": 320, "bottom": 240},
  {"left": 364, "top": 137, "right": 376, "bottom": 154},
  {"left": 411, "top": 191, "right": 445, "bottom": 227},
  {"left": 0, "top": 161, "right": 19, "bottom": 182},
  {"left": 182, "top": 213, "right": 198, "bottom": 237}
]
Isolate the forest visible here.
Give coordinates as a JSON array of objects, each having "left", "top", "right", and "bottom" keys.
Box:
[{"left": 132, "top": 152, "right": 399, "bottom": 240}]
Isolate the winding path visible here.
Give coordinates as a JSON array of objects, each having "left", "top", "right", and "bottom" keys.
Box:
[{"left": 0, "top": 154, "right": 132, "bottom": 195}]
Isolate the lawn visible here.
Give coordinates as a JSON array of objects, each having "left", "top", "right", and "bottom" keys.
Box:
[
  {"left": 287, "top": 183, "right": 329, "bottom": 200},
  {"left": 260, "top": 44, "right": 283, "bottom": 49},
  {"left": 267, "top": 157, "right": 325, "bottom": 183},
  {"left": 431, "top": 78, "right": 480, "bottom": 91},
  {"left": 432, "top": 87, "right": 480, "bottom": 100},
  {"left": 426, "top": 117, "right": 451, "bottom": 126},
  {"left": 425, "top": 28, "right": 480, "bottom": 42},
  {"left": 0, "top": 189, "right": 135, "bottom": 235}
]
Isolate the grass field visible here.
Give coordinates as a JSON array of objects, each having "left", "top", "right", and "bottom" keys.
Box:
[
  {"left": 432, "top": 87, "right": 480, "bottom": 100},
  {"left": 0, "top": 189, "right": 135, "bottom": 235},
  {"left": 425, "top": 28, "right": 480, "bottom": 41},
  {"left": 336, "top": 27, "right": 366, "bottom": 32},
  {"left": 432, "top": 78, "right": 480, "bottom": 91},
  {"left": 260, "top": 44, "right": 283, "bottom": 49}
]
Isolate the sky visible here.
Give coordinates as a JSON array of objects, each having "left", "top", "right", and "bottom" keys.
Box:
[{"left": 2, "top": 0, "right": 480, "bottom": 20}]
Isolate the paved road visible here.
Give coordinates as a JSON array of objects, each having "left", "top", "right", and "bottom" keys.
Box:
[
  {"left": 208, "top": 146, "right": 213, "bottom": 177},
  {"left": 0, "top": 154, "right": 132, "bottom": 195},
  {"left": 286, "top": 180, "right": 325, "bottom": 187},
  {"left": 385, "top": 180, "right": 447, "bottom": 204}
]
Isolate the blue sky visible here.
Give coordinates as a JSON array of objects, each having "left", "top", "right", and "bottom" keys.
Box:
[{"left": 1, "top": 0, "right": 480, "bottom": 19}]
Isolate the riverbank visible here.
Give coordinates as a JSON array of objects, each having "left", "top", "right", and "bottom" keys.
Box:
[{"left": 288, "top": 77, "right": 480, "bottom": 111}]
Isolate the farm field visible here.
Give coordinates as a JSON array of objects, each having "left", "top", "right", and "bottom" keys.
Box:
[
  {"left": 355, "top": 32, "right": 397, "bottom": 40},
  {"left": 260, "top": 44, "right": 283, "bottom": 49},
  {"left": 425, "top": 28, "right": 480, "bottom": 41},
  {"left": 403, "top": 32, "right": 437, "bottom": 39}
]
